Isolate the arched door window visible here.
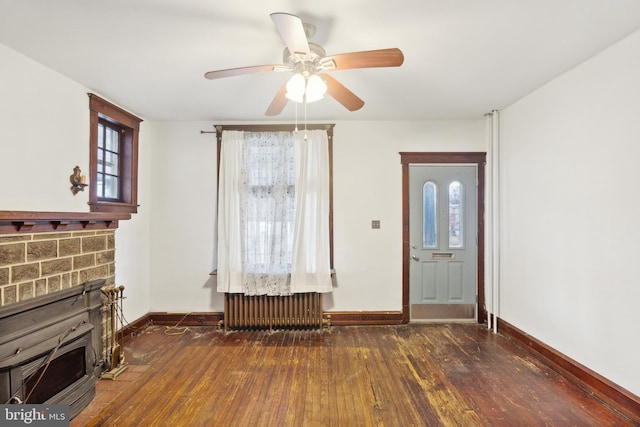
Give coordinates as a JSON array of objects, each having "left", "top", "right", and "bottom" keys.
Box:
[
  {"left": 422, "top": 181, "right": 437, "bottom": 248},
  {"left": 448, "top": 181, "right": 463, "bottom": 248}
]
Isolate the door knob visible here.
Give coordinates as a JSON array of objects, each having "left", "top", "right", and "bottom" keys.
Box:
[{"left": 411, "top": 255, "right": 419, "bottom": 261}]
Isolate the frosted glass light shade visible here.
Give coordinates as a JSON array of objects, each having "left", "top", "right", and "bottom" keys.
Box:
[
  {"left": 305, "top": 75, "right": 327, "bottom": 103},
  {"left": 285, "top": 73, "right": 305, "bottom": 103},
  {"left": 285, "top": 73, "right": 327, "bottom": 103}
]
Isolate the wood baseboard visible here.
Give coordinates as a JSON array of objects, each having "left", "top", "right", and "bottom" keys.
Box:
[
  {"left": 324, "top": 311, "right": 404, "bottom": 325},
  {"left": 120, "top": 312, "right": 223, "bottom": 344},
  {"left": 498, "top": 318, "right": 640, "bottom": 424},
  {"left": 142, "top": 311, "right": 403, "bottom": 328},
  {"left": 149, "top": 312, "right": 224, "bottom": 327},
  {"left": 120, "top": 313, "right": 152, "bottom": 343}
]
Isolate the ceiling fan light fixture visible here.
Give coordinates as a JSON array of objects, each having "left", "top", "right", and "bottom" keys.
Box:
[
  {"left": 285, "top": 73, "right": 327, "bottom": 104},
  {"left": 205, "top": 13, "right": 404, "bottom": 116},
  {"left": 285, "top": 73, "right": 305, "bottom": 102},
  {"left": 305, "top": 74, "right": 327, "bottom": 103}
]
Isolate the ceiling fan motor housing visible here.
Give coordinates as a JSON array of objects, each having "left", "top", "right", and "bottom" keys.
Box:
[{"left": 283, "top": 42, "right": 326, "bottom": 68}]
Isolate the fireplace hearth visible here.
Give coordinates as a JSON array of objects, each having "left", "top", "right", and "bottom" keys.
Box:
[{"left": 0, "top": 279, "right": 104, "bottom": 419}]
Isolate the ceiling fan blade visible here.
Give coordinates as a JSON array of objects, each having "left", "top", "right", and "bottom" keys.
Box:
[
  {"left": 265, "top": 83, "right": 289, "bottom": 116},
  {"left": 204, "top": 64, "right": 281, "bottom": 80},
  {"left": 322, "top": 74, "right": 365, "bottom": 112},
  {"left": 270, "top": 12, "right": 310, "bottom": 57},
  {"left": 321, "top": 48, "right": 404, "bottom": 71}
]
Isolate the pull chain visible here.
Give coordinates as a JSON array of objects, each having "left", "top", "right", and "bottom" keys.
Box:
[
  {"left": 294, "top": 99, "right": 299, "bottom": 134},
  {"left": 304, "top": 95, "right": 308, "bottom": 141}
]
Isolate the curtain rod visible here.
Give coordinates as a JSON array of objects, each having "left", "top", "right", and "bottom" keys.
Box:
[{"left": 212, "top": 124, "right": 334, "bottom": 133}]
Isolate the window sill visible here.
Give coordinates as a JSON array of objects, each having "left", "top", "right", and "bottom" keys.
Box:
[
  {"left": 210, "top": 269, "right": 337, "bottom": 278},
  {"left": 89, "top": 201, "right": 139, "bottom": 214}
]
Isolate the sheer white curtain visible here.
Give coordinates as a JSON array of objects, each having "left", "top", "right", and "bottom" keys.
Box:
[
  {"left": 291, "top": 130, "right": 332, "bottom": 293},
  {"left": 217, "top": 129, "right": 331, "bottom": 295},
  {"left": 216, "top": 131, "right": 244, "bottom": 293}
]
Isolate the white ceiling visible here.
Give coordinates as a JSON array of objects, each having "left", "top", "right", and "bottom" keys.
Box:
[{"left": 2, "top": 0, "right": 640, "bottom": 122}]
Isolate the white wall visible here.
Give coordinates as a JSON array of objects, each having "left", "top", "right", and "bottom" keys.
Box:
[
  {"left": 330, "top": 121, "right": 485, "bottom": 311},
  {"left": 147, "top": 120, "right": 485, "bottom": 312},
  {"left": 500, "top": 29, "right": 640, "bottom": 395},
  {"left": 147, "top": 121, "right": 219, "bottom": 312},
  {"left": 0, "top": 44, "right": 89, "bottom": 212},
  {"left": 0, "top": 43, "right": 152, "bottom": 324},
  {"left": 114, "top": 122, "right": 153, "bottom": 322}
]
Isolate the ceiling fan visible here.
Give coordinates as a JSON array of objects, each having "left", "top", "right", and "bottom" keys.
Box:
[{"left": 204, "top": 12, "right": 404, "bottom": 116}]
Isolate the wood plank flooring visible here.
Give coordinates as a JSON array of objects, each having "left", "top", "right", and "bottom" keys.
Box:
[{"left": 74, "top": 324, "right": 636, "bottom": 426}]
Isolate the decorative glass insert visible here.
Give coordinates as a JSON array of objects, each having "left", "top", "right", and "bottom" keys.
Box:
[
  {"left": 448, "top": 181, "right": 463, "bottom": 248},
  {"left": 97, "top": 121, "right": 120, "bottom": 200},
  {"left": 422, "top": 181, "right": 437, "bottom": 248}
]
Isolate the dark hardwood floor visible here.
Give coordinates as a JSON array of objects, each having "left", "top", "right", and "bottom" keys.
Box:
[{"left": 73, "top": 323, "right": 636, "bottom": 426}]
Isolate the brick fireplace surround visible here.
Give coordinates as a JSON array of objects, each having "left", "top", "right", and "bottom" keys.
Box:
[{"left": 0, "top": 211, "right": 130, "bottom": 305}]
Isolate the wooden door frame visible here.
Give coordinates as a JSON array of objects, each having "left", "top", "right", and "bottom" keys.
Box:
[{"left": 400, "top": 152, "right": 487, "bottom": 324}]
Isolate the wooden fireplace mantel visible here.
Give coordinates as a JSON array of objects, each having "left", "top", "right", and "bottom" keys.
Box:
[{"left": 0, "top": 211, "right": 131, "bottom": 234}]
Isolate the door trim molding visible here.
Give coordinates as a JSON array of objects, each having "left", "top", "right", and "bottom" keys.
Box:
[{"left": 400, "top": 152, "right": 487, "bottom": 324}]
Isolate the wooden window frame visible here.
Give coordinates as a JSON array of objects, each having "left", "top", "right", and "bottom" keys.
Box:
[
  {"left": 88, "top": 94, "right": 142, "bottom": 214},
  {"left": 215, "top": 124, "right": 335, "bottom": 269}
]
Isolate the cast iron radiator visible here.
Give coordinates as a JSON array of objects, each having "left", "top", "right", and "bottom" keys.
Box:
[{"left": 223, "top": 292, "right": 328, "bottom": 333}]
